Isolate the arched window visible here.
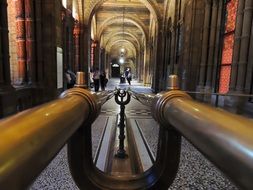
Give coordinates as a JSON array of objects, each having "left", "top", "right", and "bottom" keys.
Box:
[{"left": 219, "top": 0, "right": 238, "bottom": 93}]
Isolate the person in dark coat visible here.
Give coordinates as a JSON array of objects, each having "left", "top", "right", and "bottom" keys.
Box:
[
  {"left": 93, "top": 68, "right": 100, "bottom": 92},
  {"left": 125, "top": 68, "right": 132, "bottom": 85},
  {"left": 65, "top": 69, "right": 76, "bottom": 89},
  {"left": 100, "top": 71, "right": 107, "bottom": 91}
]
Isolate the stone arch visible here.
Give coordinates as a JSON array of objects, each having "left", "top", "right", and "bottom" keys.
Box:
[
  {"left": 98, "top": 15, "right": 148, "bottom": 41},
  {"left": 102, "top": 31, "right": 141, "bottom": 51},
  {"left": 107, "top": 40, "right": 137, "bottom": 57},
  {"left": 87, "top": 0, "right": 160, "bottom": 25}
]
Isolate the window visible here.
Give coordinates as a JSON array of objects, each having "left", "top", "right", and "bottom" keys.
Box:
[{"left": 219, "top": 0, "right": 238, "bottom": 93}]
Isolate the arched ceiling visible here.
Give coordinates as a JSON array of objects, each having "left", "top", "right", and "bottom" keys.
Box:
[
  {"left": 75, "top": 0, "right": 166, "bottom": 61},
  {"left": 109, "top": 40, "right": 137, "bottom": 59},
  {"left": 94, "top": 0, "right": 151, "bottom": 60}
]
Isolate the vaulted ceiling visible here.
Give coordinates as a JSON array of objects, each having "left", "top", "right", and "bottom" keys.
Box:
[{"left": 76, "top": 0, "right": 165, "bottom": 60}]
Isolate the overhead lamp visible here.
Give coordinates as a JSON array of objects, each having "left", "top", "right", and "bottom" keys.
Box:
[
  {"left": 121, "top": 48, "right": 125, "bottom": 53},
  {"left": 119, "top": 57, "right": 124, "bottom": 64}
]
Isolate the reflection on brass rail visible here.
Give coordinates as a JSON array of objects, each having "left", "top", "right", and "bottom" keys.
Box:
[
  {"left": 95, "top": 90, "right": 115, "bottom": 105},
  {"left": 152, "top": 90, "right": 253, "bottom": 190},
  {"left": 185, "top": 91, "right": 253, "bottom": 97},
  {"left": 0, "top": 88, "right": 114, "bottom": 189},
  {"left": 130, "top": 90, "right": 155, "bottom": 107}
]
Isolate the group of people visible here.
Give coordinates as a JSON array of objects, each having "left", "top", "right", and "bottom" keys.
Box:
[
  {"left": 65, "top": 67, "right": 132, "bottom": 91},
  {"left": 92, "top": 68, "right": 108, "bottom": 92}
]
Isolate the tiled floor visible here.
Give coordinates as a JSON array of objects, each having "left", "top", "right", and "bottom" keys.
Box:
[{"left": 30, "top": 78, "right": 238, "bottom": 190}]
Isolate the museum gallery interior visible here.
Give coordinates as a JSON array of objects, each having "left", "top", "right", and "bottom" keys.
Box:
[{"left": 0, "top": 0, "right": 253, "bottom": 189}]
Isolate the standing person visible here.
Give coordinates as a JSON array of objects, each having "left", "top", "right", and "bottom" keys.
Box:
[
  {"left": 125, "top": 68, "right": 132, "bottom": 85},
  {"left": 93, "top": 68, "right": 100, "bottom": 92},
  {"left": 100, "top": 70, "right": 106, "bottom": 91},
  {"left": 65, "top": 69, "right": 76, "bottom": 89}
]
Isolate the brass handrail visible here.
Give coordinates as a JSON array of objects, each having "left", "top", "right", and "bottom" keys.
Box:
[
  {"left": 152, "top": 90, "right": 253, "bottom": 190},
  {"left": 95, "top": 90, "right": 115, "bottom": 105},
  {"left": 130, "top": 90, "right": 155, "bottom": 107},
  {"left": 0, "top": 88, "right": 113, "bottom": 189}
]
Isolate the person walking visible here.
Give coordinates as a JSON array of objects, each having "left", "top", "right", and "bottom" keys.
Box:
[
  {"left": 93, "top": 68, "right": 100, "bottom": 92},
  {"left": 100, "top": 70, "right": 106, "bottom": 91},
  {"left": 125, "top": 68, "right": 132, "bottom": 85}
]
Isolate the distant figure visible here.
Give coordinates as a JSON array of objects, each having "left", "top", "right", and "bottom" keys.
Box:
[
  {"left": 125, "top": 68, "right": 132, "bottom": 85},
  {"left": 65, "top": 69, "right": 76, "bottom": 89},
  {"left": 93, "top": 68, "right": 100, "bottom": 92},
  {"left": 100, "top": 70, "right": 107, "bottom": 91}
]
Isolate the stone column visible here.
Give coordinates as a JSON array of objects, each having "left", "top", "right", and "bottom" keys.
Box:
[
  {"left": 0, "top": 0, "right": 11, "bottom": 87},
  {"left": 137, "top": 49, "right": 142, "bottom": 82},
  {"left": 198, "top": 0, "right": 212, "bottom": 88},
  {"left": 245, "top": 18, "right": 253, "bottom": 92},
  {"left": 94, "top": 41, "right": 100, "bottom": 70},
  {"left": 25, "top": 0, "right": 35, "bottom": 84},
  {"left": 170, "top": 28, "right": 176, "bottom": 74},
  {"left": 205, "top": 0, "right": 219, "bottom": 88},
  {"left": 68, "top": 19, "right": 74, "bottom": 70},
  {"left": 143, "top": 42, "right": 149, "bottom": 85},
  {"left": 79, "top": 24, "right": 89, "bottom": 84},
  {"left": 99, "top": 48, "right": 105, "bottom": 71},
  {"left": 0, "top": 0, "right": 16, "bottom": 117},
  {"left": 15, "top": 0, "right": 27, "bottom": 84},
  {"left": 34, "top": 0, "right": 43, "bottom": 84},
  {"left": 0, "top": 23, "right": 3, "bottom": 85},
  {"left": 211, "top": 0, "right": 223, "bottom": 89},
  {"left": 236, "top": 0, "right": 253, "bottom": 91},
  {"left": 73, "top": 21, "right": 80, "bottom": 72},
  {"left": 153, "top": 21, "right": 165, "bottom": 92},
  {"left": 230, "top": 0, "right": 245, "bottom": 90}
]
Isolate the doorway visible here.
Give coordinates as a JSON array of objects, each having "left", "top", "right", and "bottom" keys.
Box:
[{"left": 111, "top": 63, "right": 120, "bottom": 77}]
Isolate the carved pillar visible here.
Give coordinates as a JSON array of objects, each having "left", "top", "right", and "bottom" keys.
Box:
[
  {"left": 0, "top": 23, "right": 3, "bottom": 85},
  {"left": 153, "top": 21, "right": 165, "bottom": 92},
  {"left": 34, "top": 0, "right": 43, "bottom": 84},
  {"left": 206, "top": 0, "right": 219, "bottom": 88},
  {"left": 0, "top": 0, "right": 11, "bottom": 87},
  {"left": 211, "top": 0, "right": 223, "bottom": 89},
  {"left": 236, "top": 0, "right": 253, "bottom": 91},
  {"left": 230, "top": 0, "right": 245, "bottom": 90},
  {"left": 99, "top": 48, "right": 105, "bottom": 71},
  {"left": 25, "top": 0, "right": 35, "bottom": 84},
  {"left": 94, "top": 41, "right": 99, "bottom": 70},
  {"left": 198, "top": 0, "right": 212, "bottom": 87},
  {"left": 143, "top": 42, "right": 150, "bottom": 85},
  {"left": 139, "top": 49, "right": 144, "bottom": 82},
  {"left": 245, "top": 18, "right": 253, "bottom": 92},
  {"left": 0, "top": 0, "right": 16, "bottom": 118},
  {"left": 73, "top": 21, "right": 80, "bottom": 72},
  {"left": 79, "top": 24, "right": 89, "bottom": 84},
  {"left": 15, "top": 0, "right": 27, "bottom": 84}
]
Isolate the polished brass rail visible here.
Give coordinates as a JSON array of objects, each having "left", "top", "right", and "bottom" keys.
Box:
[
  {"left": 152, "top": 90, "right": 253, "bottom": 189},
  {"left": 132, "top": 75, "right": 253, "bottom": 189},
  {"left": 130, "top": 90, "right": 155, "bottom": 107},
  {"left": 0, "top": 88, "right": 113, "bottom": 189}
]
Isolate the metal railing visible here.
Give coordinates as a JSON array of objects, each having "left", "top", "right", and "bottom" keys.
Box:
[
  {"left": 0, "top": 83, "right": 114, "bottom": 189},
  {"left": 132, "top": 75, "right": 253, "bottom": 190},
  {"left": 1, "top": 73, "right": 252, "bottom": 190}
]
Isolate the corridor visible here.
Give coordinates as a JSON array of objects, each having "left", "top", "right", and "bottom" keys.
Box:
[
  {"left": 0, "top": 0, "right": 253, "bottom": 189},
  {"left": 29, "top": 79, "right": 237, "bottom": 190}
]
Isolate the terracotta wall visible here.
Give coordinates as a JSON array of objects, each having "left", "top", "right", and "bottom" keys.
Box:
[{"left": 7, "top": 0, "right": 18, "bottom": 84}]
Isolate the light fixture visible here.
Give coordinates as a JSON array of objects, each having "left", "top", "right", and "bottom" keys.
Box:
[
  {"left": 119, "top": 57, "right": 124, "bottom": 64},
  {"left": 121, "top": 48, "right": 125, "bottom": 53}
]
